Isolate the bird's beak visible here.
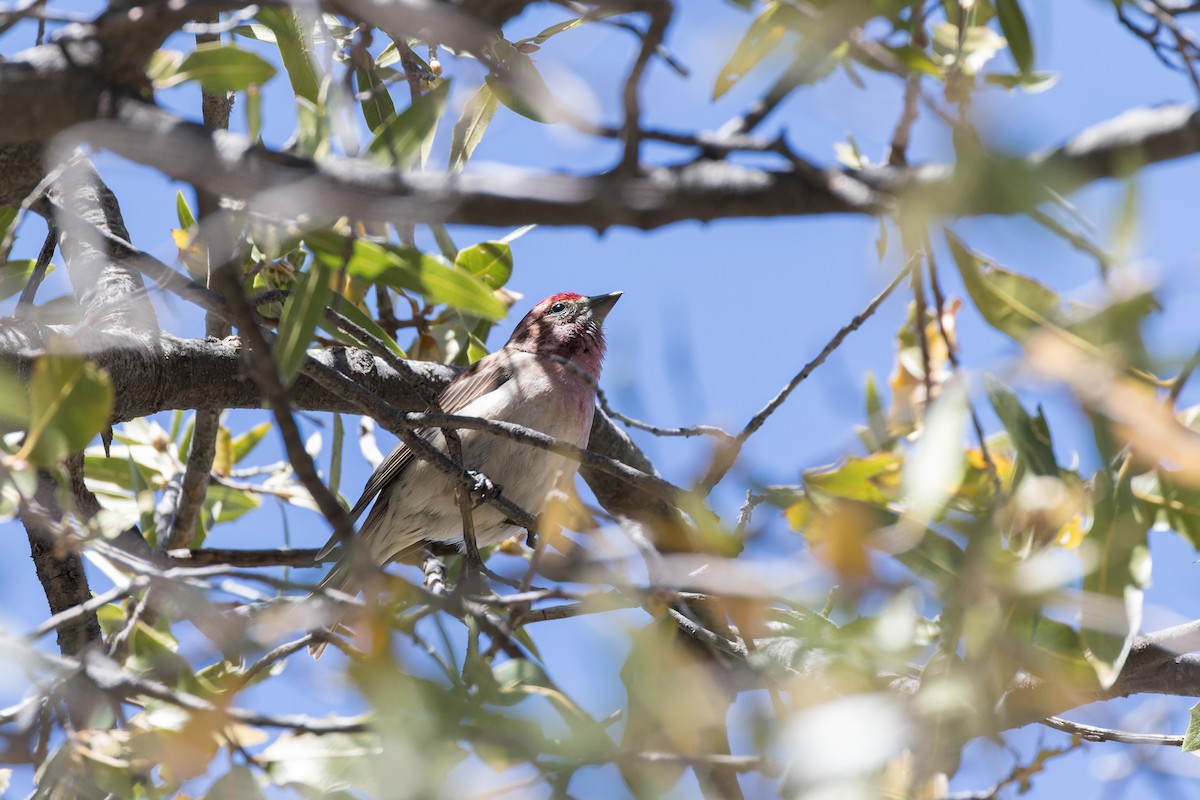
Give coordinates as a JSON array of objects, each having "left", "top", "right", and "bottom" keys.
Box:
[{"left": 586, "top": 291, "right": 622, "bottom": 323}]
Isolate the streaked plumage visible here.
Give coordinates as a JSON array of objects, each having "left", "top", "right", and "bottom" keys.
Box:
[{"left": 310, "top": 292, "right": 620, "bottom": 655}]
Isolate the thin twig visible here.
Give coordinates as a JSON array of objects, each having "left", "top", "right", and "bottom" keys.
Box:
[
  {"left": 1041, "top": 715, "right": 1184, "bottom": 746},
  {"left": 699, "top": 254, "right": 917, "bottom": 492},
  {"left": 596, "top": 385, "right": 732, "bottom": 440},
  {"left": 616, "top": 0, "right": 670, "bottom": 173},
  {"left": 14, "top": 222, "right": 57, "bottom": 317},
  {"left": 209, "top": 248, "right": 357, "bottom": 546}
]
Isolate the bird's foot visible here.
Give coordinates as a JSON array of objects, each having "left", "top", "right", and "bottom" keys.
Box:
[{"left": 466, "top": 470, "right": 502, "bottom": 507}]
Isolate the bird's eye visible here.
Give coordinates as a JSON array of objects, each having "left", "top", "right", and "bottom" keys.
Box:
[{"left": 550, "top": 302, "right": 566, "bottom": 314}]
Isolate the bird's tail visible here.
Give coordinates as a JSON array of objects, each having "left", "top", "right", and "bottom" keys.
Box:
[{"left": 307, "top": 560, "right": 358, "bottom": 659}]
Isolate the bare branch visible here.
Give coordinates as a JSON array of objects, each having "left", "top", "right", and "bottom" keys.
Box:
[
  {"left": 698, "top": 254, "right": 916, "bottom": 492},
  {"left": 1041, "top": 716, "right": 1184, "bottom": 746}
]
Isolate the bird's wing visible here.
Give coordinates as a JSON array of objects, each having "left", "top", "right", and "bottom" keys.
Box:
[{"left": 346, "top": 356, "right": 515, "bottom": 524}]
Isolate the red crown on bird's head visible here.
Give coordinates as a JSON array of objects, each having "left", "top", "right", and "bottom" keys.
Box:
[{"left": 540, "top": 292, "right": 583, "bottom": 307}]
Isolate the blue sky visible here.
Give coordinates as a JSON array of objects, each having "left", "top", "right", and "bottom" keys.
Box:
[{"left": 4, "top": 0, "right": 1200, "bottom": 796}]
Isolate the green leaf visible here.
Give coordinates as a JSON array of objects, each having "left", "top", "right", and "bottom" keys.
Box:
[
  {"left": 205, "top": 483, "right": 261, "bottom": 524},
  {"left": 862, "top": 371, "right": 890, "bottom": 451},
  {"left": 19, "top": 353, "right": 112, "bottom": 468},
  {"left": 367, "top": 80, "right": 449, "bottom": 167},
  {"left": 0, "top": 364, "right": 28, "bottom": 432},
  {"left": 430, "top": 224, "right": 459, "bottom": 261},
  {"left": 306, "top": 232, "right": 417, "bottom": 286},
  {"left": 714, "top": 2, "right": 789, "bottom": 99},
  {"left": 884, "top": 44, "right": 944, "bottom": 79},
  {"left": 945, "top": 229, "right": 1061, "bottom": 341},
  {"left": 0, "top": 206, "right": 18, "bottom": 240},
  {"left": 231, "top": 421, "right": 272, "bottom": 463},
  {"left": 318, "top": 299, "right": 407, "bottom": 358},
  {"left": 995, "top": 0, "right": 1034, "bottom": 74},
  {"left": 1080, "top": 468, "right": 1152, "bottom": 689},
  {"left": 246, "top": 84, "right": 263, "bottom": 141},
  {"left": 1146, "top": 470, "right": 1200, "bottom": 551},
  {"left": 306, "top": 232, "right": 503, "bottom": 319},
  {"left": 805, "top": 452, "right": 902, "bottom": 507},
  {"left": 894, "top": 525, "right": 964, "bottom": 586},
  {"left": 274, "top": 262, "right": 333, "bottom": 387},
  {"left": 0, "top": 259, "right": 52, "bottom": 302},
  {"left": 158, "top": 43, "right": 276, "bottom": 93},
  {"left": 485, "top": 42, "right": 560, "bottom": 123},
  {"left": 985, "top": 374, "right": 1057, "bottom": 478},
  {"left": 1185, "top": 700, "right": 1200, "bottom": 753},
  {"left": 175, "top": 191, "right": 196, "bottom": 230},
  {"left": 257, "top": 8, "right": 320, "bottom": 103},
  {"left": 356, "top": 65, "right": 396, "bottom": 134},
  {"left": 294, "top": 97, "right": 330, "bottom": 159},
  {"left": 454, "top": 241, "right": 512, "bottom": 289},
  {"left": 231, "top": 23, "right": 277, "bottom": 43},
  {"left": 330, "top": 412, "right": 344, "bottom": 500},
  {"left": 448, "top": 83, "right": 499, "bottom": 172},
  {"left": 414, "top": 256, "right": 505, "bottom": 320}
]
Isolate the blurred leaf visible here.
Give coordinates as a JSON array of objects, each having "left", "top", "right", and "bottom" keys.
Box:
[
  {"left": 157, "top": 43, "right": 276, "bottom": 93},
  {"left": 205, "top": 484, "right": 261, "bottom": 524},
  {"left": 904, "top": 377, "right": 968, "bottom": 521},
  {"left": 894, "top": 525, "right": 964, "bottom": 586},
  {"left": 246, "top": 84, "right": 263, "bottom": 141},
  {"left": 932, "top": 23, "right": 1007, "bottom": 75},
  {"left": 275, "top": 262, "right": 334, "bottom": 386},
  {"left": 454, "top": 241, "right": 512, "bottom": 289},
  {"left": 367, "top": 80, "right": 449, "bottom": 167},
  {"left": 19, "top": 353, "right": 112, "bottom": 468},
  {"left": 946, "top": 229, "right": 1061, "bottom": 341},
  {"left": 620, "top": 619, "right": 733, "bottom": 795},
  {"left": 1185, "top": 701, "right": 1200, "bottom": 753},
  {"left": 0, "top": 206, "right": 16, "bottom": 254},
  {"left": 231, "top": 23, "right": 277, "bottom": 43},
  {"left": 448, "top": 83, "right": 499, "bottom": 172},
  {"left": 983, "top": 71, "right": 1058, "bottom": 92},
  {"left": 1080, "top": 469, "right": 1151, "bottom": 689},
  {"left": 995, "top": 0, "right": 1034, "bottom": 73},
  {"left": 1146, "top": 470, "right": 1200, "bottom": 550},
  {"left": 231, "top": 421, "right": 272, "bottom": 463},
  {"left": 430, "top": 224, "right": 459, "bottom": 261},
  {"left": 884, "top": 44, "right": 944, "bottom": 78},
  {"left": 522, "top": 11, "right": 622, "bottom": 45},
  {"left": 356, "top": 65, "right": 396, "bottom": 134},
  {"left": 318, "top": 299, "right": 407, "bottom": 358},
  {"left": 330, "top": 412, "right": 344, "bottom": 499},
  {"left": 805, "top": 452, "right": 902, "bottom": 507},
  {"left": 486, "top": 41, "right": 560, "bottom": 123},
  {"left": 205, "top": 765, "right": 266, "bottom": 799},
  {"left": 294, "top": 97, "right": 330, "bottom": 159},
  {"left": 985, "top": 374, "right": 1057, "bottom": 478},
  {"left": 257, "top": 8, "right": 320, "bottom": 103},
  {"left": 714, "top": 2, "right": 789, "bottom": 99},
  {"left": 0, "top": 259, "right": 52, "bottom": 302},
  {"left": 859, "top": 371, "right": 891, "bottom": 452},
  {"left": 212, "top": 425, "right": 233, "bottom": 476}
]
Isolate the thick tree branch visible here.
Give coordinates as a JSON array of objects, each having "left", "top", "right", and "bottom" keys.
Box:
[
  {"left": 51, "top": 99, "right": 1200, "bottom": 232},
  {"left": 18, "top": 472, "right": 102, "bottom": 656}
]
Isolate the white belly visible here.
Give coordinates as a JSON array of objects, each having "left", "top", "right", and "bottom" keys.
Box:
[{"left": 362, "top": 352, "right": 596, "bottom": 563}]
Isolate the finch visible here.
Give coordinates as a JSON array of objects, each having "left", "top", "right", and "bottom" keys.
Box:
[{"left": 309, "top": 292, "right": 620, "bottom": 653}]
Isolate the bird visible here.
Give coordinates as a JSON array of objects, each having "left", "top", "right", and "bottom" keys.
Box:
[{"left": 309, "top": 291, "right": 621, "bottom": 655}]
